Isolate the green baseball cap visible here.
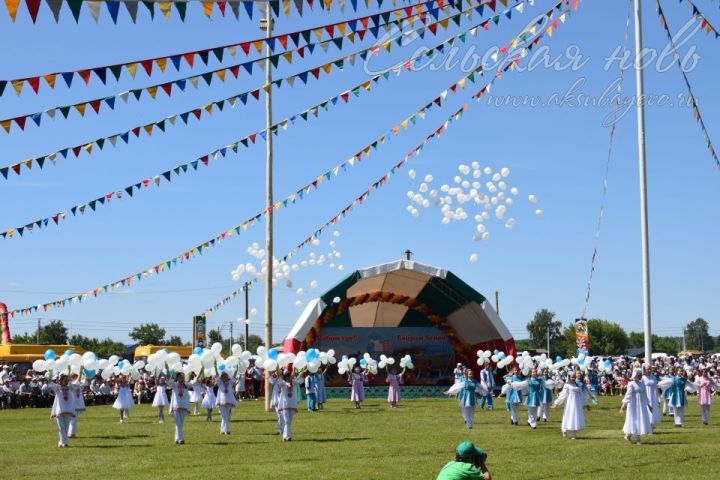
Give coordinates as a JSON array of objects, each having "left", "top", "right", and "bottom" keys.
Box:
[{"left": 456, "top": 441, "right": 484, "bottom": 461}]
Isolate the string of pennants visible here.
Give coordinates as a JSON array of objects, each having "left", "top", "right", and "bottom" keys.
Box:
[
  {"left": 0, "top": 0, "right": 532, "bottom": 178},
  {"left": 656, "top": 0, "right": 719, "bottom": 169},
  {"left": 203, "top": 0, "right": 580, "bottom": 316},
  {"left": 6, "top": 0, "right": 578, "bottom": 317},
  {"left": 678, "top": 0, "right": 720, "bottom": 38},
  {"left": 1, "top": 39, "right": 492, "bottom": 239},
  {"left": 0, "top": 0, "right": 528, "bottom": 136},
  {"left": 1, "top": 0, "right": 492, "bottom": 96},
  {"left": 3, "top": 0, "right": 418, "bottom": 23}
]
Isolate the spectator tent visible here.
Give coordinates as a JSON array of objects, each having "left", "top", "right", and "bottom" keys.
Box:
[{"left": 283, "top": 260, "right": 515, "bottom": 383}]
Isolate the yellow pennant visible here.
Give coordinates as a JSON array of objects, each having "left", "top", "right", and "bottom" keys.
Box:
[
  {"left": 23, "top": 159, "right": 32, "bottom": 169},
  {"left": 159, "top": 1, "right": 172, "bottom": 20},
  {"left": 282, "top": 0, "right": 290, "bottom": 16},
  {"left": 322, "top": 63, "right": 332, "bottom": 75},
  {"left": 11, "top": 79, "right": 23, "bottom": 96},
  {"left": 126, "top": 63, "right": 138, "bottom": 79},
  {"left": 324, "top": 0, "right": 332, "bottom": 11},
  {"left": 44, "top": 74, "right": 56, "bottom": 89},
  {"left": 83, "top": 143, "right": 93, "bottom": 154},
  {"left": 282, "top": 52, "right": 293, "bottom": 63},
  {"left": 440, "top": 18, "right": 450, "bottom": 30},
  {"left": 263, "top": 84, "right": 272, "bottom": 94},
  {"left": 253, "top": 40, "right": 264, "bottom": 54},
  {"left": 75, "top": 103, "right": 87, "bottom": 116},
  {"left": 202, "top": 1, "right": 214, "bottom": 18},
  {"left": 546, "top": 26, "right": 554, "bottom": 37},
  {"left": 147, "top": 86, "right": 158, "bottom": 99},
  {"left": 401, "top": 119, "right": 409, "bottom": 129},
  {"left": 5, "top": 0, "right": 20, "bottom": 21},
  {"left": 313, "top": 28, "right": 324, "bottom": 42},
  {"left": 383, "top": 41, "right": 392, "bottom": 52},
  {"left": 204, "top": 104, "right": 214, "bottom": 114},
  {"left": 156, "top": 57, "right": 168, "bottom": 73},
  {"left": 347, "top": 32, "right": 355, "bottom": 43},
  {"left": 362, "top": 81, "right": 371, "bottom": 91},
  {"left": 144, "top": 124, "right": 154, "bottom": 136},
  {"left": 337, "top": 23, "right": 346, "bottom": 36},
  {"left": 458, "top": 78, "right": 466, "bottom": 88},
  {"left": 216, "top": 69, "right": 226, "bottom": 82}
]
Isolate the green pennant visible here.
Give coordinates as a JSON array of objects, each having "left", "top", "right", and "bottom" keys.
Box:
[
  {"left": 175, "top": 1, "right": 187, "bottom": 21},
  {"left": 468, "top": 72, "right": 476, "bottom": 83},
  {"left": 88, "top": 201, "right": 97, "bottom": 211},
  {"left": 301, "top": 30, "right": 311, "bottom": 44},
  {"left": 59, "top": 106, "right": 71, "bottom": 118},
  {"left": 395, "top": 36, "right": 402, "bottom": 46},
  {"left": 198, "top": 245, "right": 204, "bottom": 254},
  {"left": 334, "top": 59, "right": 344, "bottom": 70},
  {"left": 110, "top": 65, "right": 123, "bottom": 81},
  {"left": 201, "top": 72, "right": 213, "bottom": 85},
  {"left": 301, "top": 111, "right": 308, "bottom": 120},
  {"left": 131, "top": 89, "right": 143, "bottom": 101},
  {"left": 492, "top": 15, "right": 500, "bottom": 25},
  {"left": 282, "top": 199, "right": 288, "bottom": 207},
  {"left": 270, "top": 55, "right": 280, "bottom": 68},
  {"left": 324, "top": 171, "right": 331, "bottom": 180},
  {"left": 213, "top": 48, "right": 224, "bottom": 63},
  {"left": 96, "top": 138, "right": 105, "bottom": 150},
  {"left": 67, "top": 0, "right": 82, "bottom": 22},
  {"left": 36, "top": 157, "right": 45, "bottom": 169},
  {"left": 459, "top": 33, "right": 467, "bottom": 43},
  {"left": 240, "top": 138, "right": 249, "bottom": 147},
  {"left": 157, "top": 120, "right": 166, "bottom": 131},
  {"left": 166, "top": 261, "right": 172, "bottom": 268},
  {"left": 181, "top": 164, "right": 188, "bottom": 172},
  {"left": 381, "top": 12, "right": 390, "bottom": 23},
  {"left": 320, "top": 101, "right": 329, "bottom": 110},
  {"left": 382, "top": 71, "right": 390, "bottom": 80},
  {"left": 274, "top": 79, "right": 283, "bottom": 88},
  {"left": 451, "top": 15, "right": 461, "bottom": 26},
  {"left": 351, "top": 87, "right": 360, "bottom": 97},
  {"left": 217, "top": 100, "right": 225, "bottom": 111},
  {"left": 142, "top": 1, "right": 155, "bottom": 19},
  {"left": 332, "top": 37, "right": 343, "bottom": 49}
]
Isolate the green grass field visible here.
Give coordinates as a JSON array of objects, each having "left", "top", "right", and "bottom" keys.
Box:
[{"left": 0, "top": 396, "right": 717, "bottom": 479}]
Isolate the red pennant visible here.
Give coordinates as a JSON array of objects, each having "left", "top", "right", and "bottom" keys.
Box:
[
  {"left": 218, "top": 1, "right": 226, "bottom": 16},
  {"left": 27, "top": 77, "right": 40, "bottom": 93},
  {"left": 481, "top": 21, "right": 489, "bottom": 30},
  {"left": 106, "top": 193, "right": 113, "bottom": 201},
  {"left": 240, "top": 43, "right": 251, "bottom": 55},
  {"left": 14, "top": 116, "right": 27, "bottom": 130},
  {"left": 143, "top": 179, "right": 151, "bottom": 187},
  {"left": 230, "top": 65, "right": 240, "bottom": 78},
  {"left": 340, "top": 92, "right": 350, "bottom": 102},
  {"left": 192, "top": 109, "right": 202, "bottom": 120},
  {"left": 428, "top": 23, "right": 437, "bottom": 34},
  {"left": 161, "top": 83, "right": 173, "bottom": 96},
  {"left": 358, "top": 30, "right": 367, "bottom": 41},
  {"left": 89, "top": 100, "right": 101, "bottom": 113},
  {"left": 249, "top": 133, "right": 257, "bottom": 143},
  {"left": 11, "top": 164, "right": 21, "bottom": 175},
  {"left": 141, "top": 60, "right": 153, "bottom": 76},
  {"left": 404, "top": 7, "right": 412, "bottom": 17},
  {"left": 487, "top": 0, "right": 496, "bottom": 11},
  {"left": 278, "top": 35, "right": 289, "bottom": 49},
  {"left": 26, "top": 0, "right": 41, "bottom": 22},
  {"left": 52, "top": 214, "right": 59, "bottom": 224},
  {"left": 78, "top": 70, "right": 92, "bottom": 84},
  {"left": 297, "top": 46, "right": 306, "bottom": 58},
  {"left": 325, "top": 25, "right": 335, "bottom": 37},
  {"left": 449, "top": 84, "right": 457, "bottom": 93},
  {"left": 72, "top": 146, "right": 82, "bottom": 157},
  {"left": 184, "top": 54, "right": 195, "bottom": 67},
  {"left": 250, "top": 90, "right": 260, "bottom": 100},
  {"left": 132, "top": 126, "right": 141, "bottom": 137},
  {"left": 360, "top": 17, "right": 368, "bottom": 29},
  {"left": 200, "top": 155, "right": 209, "bottom": 166},
  {"left": 311, "top": 68, "right": 320, "bottom": 79}
]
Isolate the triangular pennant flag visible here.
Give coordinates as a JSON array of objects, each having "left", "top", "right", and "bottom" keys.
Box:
[
  {"left": 5, "top": 0, "right": 21, "bottom": 21},
  {"left": 124, "top": 0, "right": 139, "bottom": 22},
  {"left": 67, "top": 0, "right": 82, "bottom": 21}
]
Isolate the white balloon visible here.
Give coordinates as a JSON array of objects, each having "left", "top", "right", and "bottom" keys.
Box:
[
  {"left": 528, "top": 194, "right": 538, "bottom": 203},
  {"left": 295, "top": 300, "right": 303, "bottom": 308},
  {"left": 505, "top": 218, "right": 515, "bottom": 229},
  {"left": 211, "top": 342, "right": 223, "bottom": 354},
  {"left": 492, "top": 173, "right": 502, "bottom": 182},
  {"left": 510, "top": 187, "right": 519, "bottom": 195},
  {"left": 264, "top": 359, "right": 278, "bottom": 372},
  {"left": 333, "top": 231, "right": 340, "bottom": 238},
  {"left": 33, "top": 359, "right": 47, "bottom": 372},
  {"left": 333, "top": 296, "right": 341, "bottom": 303},
  {"left": 535, "top": 209, "right": 544, "bottom": 217},
  {"left": 408, "top": 169, "right": 416, "bottom": 179},
  {"left": 250, "top": 308, "right": 257, "bottom": 317},
  {"left": 473, "top": 170, "right": 481, "bottom": 179},
  {"left": 481, "top": 232, "right": 490, "bottom": 241},
  {"left": 483, "top": 167, "right": 492, "bottom": 175},
  {"left": 424, "top": 174, "right": 434, "bottom": 183},
  {"left": 469, "top": 253, "right": 479, "bottom": 263},
  {"left": 500, "top": 167, "right": 510, "bottom": 177}
]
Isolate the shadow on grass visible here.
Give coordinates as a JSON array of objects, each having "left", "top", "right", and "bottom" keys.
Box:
[
  {"left": 83, "top": 434, "right": 151, "bottom": 440},
  {"left": 229, "top": 419, "right": 275, "bottom": 423},
  {"left": 293, "top": 437, "right": 371, "bottom": 443},
  {"left": 74, "top": 444, "right": 152, "bottom": 449}
]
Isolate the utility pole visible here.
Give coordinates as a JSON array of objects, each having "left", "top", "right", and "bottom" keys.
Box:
[
  {"left": 682, "top": 327, "right": 686, "bottom": 352},
  {"left": 547, "top": 323, "right": 551, "bottom": 358},
  {"left": 633, "top": 0, "right": 652, "bottom": 363},
  {"left": 494, "top": 291, "right": 499, "bottom": 315},
  {"left": 229, "top": 322, "right": 234, "bottom": 350},
  {"left": 37, "top": 318, "right": 40, "bottom": 344},
  {"left": 261, "top": 3, "right": 274, "bottom": 413},
  {"left": 244, "top": 282, "right": 250, "bottom": 351}
]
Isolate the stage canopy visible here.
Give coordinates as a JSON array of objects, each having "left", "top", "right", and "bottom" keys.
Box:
[{"left": 283, "top": 259, "right": 516, "bottom": 374}]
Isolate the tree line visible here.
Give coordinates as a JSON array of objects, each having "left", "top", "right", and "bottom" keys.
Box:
[{"left": 519, "top": 309, "right": 717, "bottom": 357}]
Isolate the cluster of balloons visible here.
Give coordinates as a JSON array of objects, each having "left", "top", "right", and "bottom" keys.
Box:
[
  {"left": 32, "top": 349, "right": 146, "bottom": 381},
  {"left": 254, "top": 346, "right": 337, "bottom": 374},
  {"left": 405, "top": 163, "right": 544, "bottom": 264},
  {"left": 231, "top": 232, "right": 345, "bottom": 310}
]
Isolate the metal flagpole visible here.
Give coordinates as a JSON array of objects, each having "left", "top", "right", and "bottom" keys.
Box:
[
  {"left": 261, "top": 2, "right": 274, "bottom": 413},
  {"left": 633, "top": 0, "right": 652, "bottom": 363}
]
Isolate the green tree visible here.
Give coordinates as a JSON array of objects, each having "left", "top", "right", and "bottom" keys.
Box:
[
  {"left": 129, "top": 323, "right": 166, "bottom": 345},
  {"left": 684, "top": 318, "right": 714, "bottom": 351},
  {"left": 526, "top": 309, "right": 563, "bottom": 354},
  {"left": 628, "top": 332, "right": 644, "bottom": 348},
  {"left": 628, "top": 332, "right": 679, "bottom": 356},
  {"left": 38, "top": 320, "right": 68, "bottom": 344},
  {"left": 68, "top": 334, "right": 126, "bottom": 357},
  {"left": 11, "top": 331, "right": 35, "bottom": 343},
  {"left": 560, "top": 319, "right": 629, "bottom": 356},
  {"left": 166, "top": 335, "right": 187, "bottom": 346},
  {"left": 207, "top": 328, "right": 223, "bottom": 345},
  {"left": 237, "top": 334, "right": 263, "bottom": 352}
]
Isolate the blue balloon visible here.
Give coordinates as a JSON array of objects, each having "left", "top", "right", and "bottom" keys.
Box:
[
  {"left": 44, "top": 349, "right": 56, "bottom": 360},
  {"left": 64, "top": 349, "right": 74, "bottom": 356},
  {"left": 218, "top": 364, "right": 226, "bottom": 372},
  {"left": 493, "top": 349, "right": 499, "bottom": 355},
  {"left": 556, "top": 356, "right": 563, "bottom": 363},
  {"left": 306, "top": 348, "right": 319, "bottom": 362},
  {"left": 268, "top": 348, "right": 279, "bottom": 360},
  {"left": 498, "top": 352, "right": 506, "bottom": 360},
  {"left": 193, "top": 347, "right": 203, "bottom": 355},
  {"left": 83, "top": 369, "right": 96, "bottom": 378},
  {"left": 341, "top": 355, "right": 348, "bottom": 362},
  {"left": 359, "top": 359, "right": 367, "bottom": 368}
]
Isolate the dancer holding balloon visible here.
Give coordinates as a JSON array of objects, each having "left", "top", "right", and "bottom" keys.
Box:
[
  {"left": 539, "top": 366, "right": 554, "bottom": 422},
  {"left": 348, "top": 364, "right": 368, "bottom": 410},
  {"left": 68, "top": 372, "right": 86, "bottom": 438},
  {"left": 641, "top": 364, "right": 661, "bottom": 427},
  {"left": 113, "top": 373, "right": 133, "bottom": 423},
  {"left": 152, "top": 374, "right": 169, "bottom": 424},
  {"left": 694, "top": 366, "right": 717, "bottom": 425},
  {"left": 201, "top": 377, "right": 217, "bottom": 422},
  {"left": 551, "top": 371, "right": 590, "bottom": 440},
  {"left": 169, "top": 371, "right": 191, "bottom": 445},
  {"left": 446, "top": 370, "right": 488, "bottom": 430},
  {"left": 272, "top": 370, "right": 303, "bottom": 441},
  {"left": 503, "top": 367, "right": 523, "bottom": 426},
  {"left": 659, "top": 367, "right": 696, "bottom": 427},
  {"left": 49, "top": 372, "right": 76, "bottom": 448},
  {"left": 215, "top": 369, "right": 238, "bottom": 435},
  {"left": 386, "top": 366, "right": 405, "bottom": 409},
  {"left": 304, "top": 370, "right": 317, "bottom": 412},
  {"left": 188, "top": 372, "right": 203, "bottom": 416}
]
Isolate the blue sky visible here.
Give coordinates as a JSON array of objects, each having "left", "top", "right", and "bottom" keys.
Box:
[{"left": 1, "top": 0, "right": 718, "bottom": 345}]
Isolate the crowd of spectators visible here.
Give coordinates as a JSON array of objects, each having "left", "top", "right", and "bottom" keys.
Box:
[{"left": 0, "top": 360, "right": 268, "bottom": 410}]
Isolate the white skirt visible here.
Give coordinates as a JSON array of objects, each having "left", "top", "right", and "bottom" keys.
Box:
[
  {"left": 113, "top": 387, "right": 134, "bottom": 410},
  {"left": 201, "top": 390, "right": 217, "bottom": 409},
  {"left": 152, "top": 389, "right": 169, "bottom": 407}
]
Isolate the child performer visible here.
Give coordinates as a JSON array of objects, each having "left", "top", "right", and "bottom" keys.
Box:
[
  {"left": 551, "top": 371, "right": 589, "bottom": 440},
  {"left": 479, "top": 365, "right": 495, "bottom": 410},
  {"left": 201, "top": 378, "right": 216, "bottom": 422},
  {"left": 386, "top": 366, "right": 405, "bottom": 409},
  {"left": 275, "top": 370, "right": 303, "bottom": 441},
  {"left": 68, "top": 372, "right": 86, "bottom": 438},
  {"left": 641, "top": 364, "right": 661, "bottom": 427},
  {"left": 188, "top": 372, "right": 202, "bottom": 416},
  {"left": 315, "top": 367, "right": 327, "bottom": 410},
  {"left": 215, "top": 371, "right": 238, "bottom": 435},
  {"left": 269, "top": 371, "right": 284, "bottom": 435},
  {"left": 305, "top": 371, "right": 317, "bottom": 412},
  {"left": 504, "top": 367, "right": 523, "bottom": 426},
  {"left": 660, "top": 367, "right": 695, "bottom": 427},
  {"left": 539, "top": 366, "right": 554, "bottom": 422},
  {"left": 169, "top": 371, "right": 191, "bottom": 445},
  {"left": 620, "top": 369, "right": 653, "bottom": 444},
  {"left": 50, "top": 372, "right": 76, "bottom": 447},
  {"left": 152, "top": 374, "right": 169, "bottom": 424},
  {"left": 446, "top": 370, "right": 488, "bottom": 430},
  {"left": 112, "top": 374, "right": 133, "bottom": 423},
  {"left": 695, "top": 366, "right": 717, "bottom": 425},
  {"left": 524, "top": 369, "right": 545, "bottom": 429},
  {"left": 348, "top": 366, "right": 368, "bottom": 409}
]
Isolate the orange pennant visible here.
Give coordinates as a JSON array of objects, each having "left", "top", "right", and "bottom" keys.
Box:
[
  {"left": 43, "top": 74, "right": 56, "bottom": 89},
  {"left": 202, "top": 1, "right": 214, "bottom": 17},
  {"left": 156, "top": 58, "right": 168, "bottom": 73},
  {"left": 127, "top": 63, "right": 138, "bottom": 79},
  {"left": 5, "top": 0, "right": 20, "bottom": 21}
]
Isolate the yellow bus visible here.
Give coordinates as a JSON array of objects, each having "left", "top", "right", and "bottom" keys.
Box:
[
  {"left": 0, "top": 344, "right": 87, "bottom": 363},
  {"left": 133, "top": 345, "right": 192, "bottom": 360}
]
